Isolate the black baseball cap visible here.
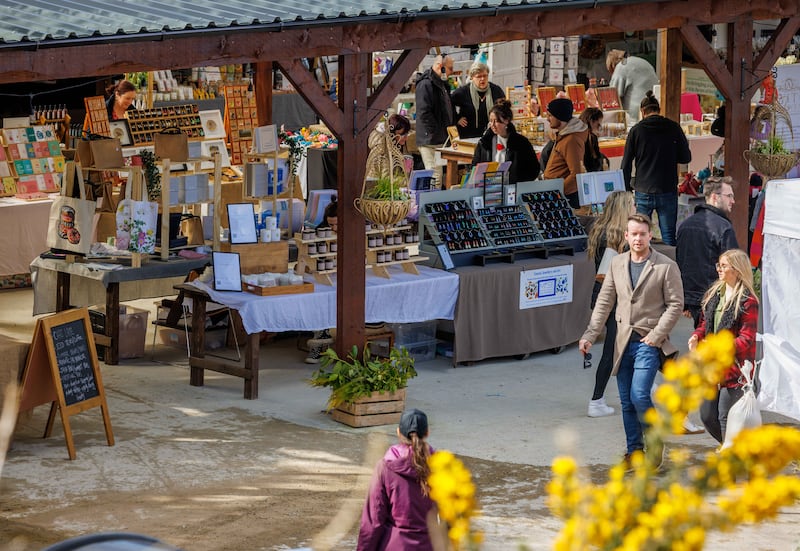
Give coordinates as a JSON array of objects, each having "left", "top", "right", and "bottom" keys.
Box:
[{"left": 399, "top": 408, "right": 428, "bottom": 438}]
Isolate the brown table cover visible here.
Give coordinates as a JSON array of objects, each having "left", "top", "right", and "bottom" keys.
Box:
[{"left": 453, "top": 251, "right": 594, "bottom": 363}]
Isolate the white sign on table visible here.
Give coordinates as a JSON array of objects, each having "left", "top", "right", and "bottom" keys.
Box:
[{"left": 519, "top": 264, "right": 573, "bottom": 310}]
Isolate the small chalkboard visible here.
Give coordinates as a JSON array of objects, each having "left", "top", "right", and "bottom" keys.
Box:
[
  {"left": 50, "top": 318, "right": 99, "bottom": 406},
  {"left": 18, "top": 307, "right": 114, "bottom": 460}
]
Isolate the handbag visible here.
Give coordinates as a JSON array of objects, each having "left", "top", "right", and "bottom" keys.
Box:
[
  {"left": 76, "top": 131, "right": 124, "bottom": 169},
  {"left": 721, "top": 360, "right": 762, "bottom": 450},
  {"left": 116, "top": 171, "right": 158, "bottom": 253},
  {"left": 46, "top": 162, "right": 96, "bottom": 255},
  {"left": 154, "top": 127, "right": 189, "bottom": 162},
  {"left": 180, "top": 214, "right": 205, "bottom": 246}
]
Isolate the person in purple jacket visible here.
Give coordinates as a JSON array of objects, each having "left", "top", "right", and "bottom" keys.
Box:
[{"left": 357, "top": 409, "right": 435, "bottom": 551}]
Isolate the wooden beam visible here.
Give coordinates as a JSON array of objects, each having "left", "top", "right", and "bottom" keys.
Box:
[
  {"left": 275, "top": 58, "right": 344, "bottom": 137},
  {"left": 253, "top": 62, "right": 273, "bottom": 127},
  {"left": 659, "top": 28, "right": 682, "bottom": 122},
  {"left": 366, "top": 48, "right": 429, "bottom": 132},
  {"left": 753, "top": 17, "right": 800, "bottom": 80},
  {"left": 679, "top": 23, "right": 734, "bottom": 99},
  {"left": 726, "top": 17, "right": 754, "bottom": 248},
  {"left": 0, "top": 0, "right": 795, "bottom": 85},
  {"left": 335, "top": 53, "right": 370, "bottom": 359}
]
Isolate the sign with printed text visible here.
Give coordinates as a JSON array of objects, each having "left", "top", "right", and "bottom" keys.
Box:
[{"left": 519, "top": 264, "right": 573, "bottom": 309}]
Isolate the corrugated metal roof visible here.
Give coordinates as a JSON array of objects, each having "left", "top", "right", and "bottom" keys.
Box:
[{"left": 0, "top": 0, "right": 602, "bottom": 45}]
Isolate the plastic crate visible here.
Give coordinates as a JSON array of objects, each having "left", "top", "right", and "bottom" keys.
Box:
[
  {"left": 388, "top": 321, "right": 438, "bottom": 346},
  {"left": 371, "top": 339, "right": 438, "bottom": 362},
  {"left": 157, "top": 326, "right": 227, "bottom": 351}
]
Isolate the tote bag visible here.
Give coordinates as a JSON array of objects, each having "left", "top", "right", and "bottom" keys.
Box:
[
  {"left": 46, "top": 162, "right": 96, "bottom": 255},
  {"left": 154, "top": 128, "right": 189, "bottom": 162},
  {"left": 116, "top": 170, "right": 158, "bottom": 253}
]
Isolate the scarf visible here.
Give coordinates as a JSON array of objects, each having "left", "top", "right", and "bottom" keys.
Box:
[{"left": 469, "top": 82, "right": 491, "bottom": 130}]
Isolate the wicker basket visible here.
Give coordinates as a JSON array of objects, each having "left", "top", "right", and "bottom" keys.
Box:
[
  {"left": 354, "top": 197, "right": 410, "bottom": 228},
  {"left": 743, "top": 150, "right": 798, "bottom": 179}
]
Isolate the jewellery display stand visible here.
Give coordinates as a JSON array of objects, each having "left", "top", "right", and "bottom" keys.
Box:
[
  {"left": 517, "top": 180, "right": 587, "bottom": 252},
  {"left": 126, "top": 104, "right": 204, "bottom": 146}
]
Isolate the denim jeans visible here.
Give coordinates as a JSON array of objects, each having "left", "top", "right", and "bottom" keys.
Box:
[
  {"left": 635, "top": 191, "right": 678, "bottom": 245},
  {"left": 616, "top": 338, "right": 662, "bottom": 453}
]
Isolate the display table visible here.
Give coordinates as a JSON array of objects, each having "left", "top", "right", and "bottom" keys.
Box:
[
  {"left": 180, "top": 264, "right": 459, "bottom": 399},
  {"left": 452, "top": 251, "right": 593, "bottom": 364},
  {"left": 438, "top": 146, "right": 474, "bottom": 190},
  {"left": 30, "top": 256, "right": 211, "bottom": 365},
  {"left": 0, "top": 198, "right": 53, "bottom": 283}
]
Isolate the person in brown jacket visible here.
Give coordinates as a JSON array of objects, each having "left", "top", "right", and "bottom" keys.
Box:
[
  {"left": 542, "top": 97, "right": 588, "bottom": 208},
  {"left": 579, "top": 213, "right": 683, "bottom": 468}
]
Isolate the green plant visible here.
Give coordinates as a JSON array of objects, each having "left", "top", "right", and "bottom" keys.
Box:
[
  {"left": 752, "top": 135, "right": 789, "bottom": 155},
  {"left": 308, "top": 345, "right": 417, "bottom": 410},
  {"left": 139, "top": 149, "right": 161, "bottom": 201},
  {"left": 366, "top": 176, "right": 409, "bottom": 201}
]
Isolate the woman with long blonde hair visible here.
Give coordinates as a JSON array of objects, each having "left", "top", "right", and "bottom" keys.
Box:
[
  {"left": 688, "top": 249, "right": 759, "bottom": 444},
  {"left": 586, "top": 191, "right": 635, "bottom": 418}
]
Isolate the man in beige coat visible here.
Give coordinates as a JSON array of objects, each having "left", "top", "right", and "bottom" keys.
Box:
[{"left": 579, "top": 213, "right": 683, "bottom": 465}]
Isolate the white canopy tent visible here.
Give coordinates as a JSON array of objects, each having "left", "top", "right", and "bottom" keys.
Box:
[{"left": 758, "top": 178, "right": 800, "bottom": 421}]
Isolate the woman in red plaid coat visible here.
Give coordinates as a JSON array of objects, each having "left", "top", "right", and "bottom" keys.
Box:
[{"left": 688, "top": 249, "right": 759, "bottom": 444}]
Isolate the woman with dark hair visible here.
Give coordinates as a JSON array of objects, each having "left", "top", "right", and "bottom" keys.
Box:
[
  {"left": 688, "top": 249, "right": 759, "bottom": 445},
  {"left": 471, "top": 98, "right": 540, "bottom": 184},
  {"left": 106, "top": 80, "right": 137, "bottom": 120},
  {"left": 580, "top": 107, "right": 609, "bottom": 173},
  {"left": 358, "top": 409, "right": 435, "bottom": 551}
]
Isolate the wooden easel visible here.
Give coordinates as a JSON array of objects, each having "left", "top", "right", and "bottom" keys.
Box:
[{"left": 18, "top": 308, "right": 114, "bottom": 460}]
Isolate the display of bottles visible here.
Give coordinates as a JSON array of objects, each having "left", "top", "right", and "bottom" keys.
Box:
[{"left": 32, "top": 104, "right": 68, "bottom": 122}]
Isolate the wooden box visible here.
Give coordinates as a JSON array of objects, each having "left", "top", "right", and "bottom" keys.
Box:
[
  {"left": 331, "top": 388, "right": 406, "bottom": 427},
  {"left": 218, "top": 240, "right": 288, "bottom": 274}
]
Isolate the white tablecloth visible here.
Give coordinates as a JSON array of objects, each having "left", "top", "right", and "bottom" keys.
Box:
[
  {"left": 190, "top": 264, "right": 459, "bottom": 334},
  {"left": 0, "top": 198, "right": 53, "bottom": 276}
]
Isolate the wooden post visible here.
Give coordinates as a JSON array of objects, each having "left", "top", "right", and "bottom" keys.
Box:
[{"left": 659, "top": 28, "right": 682, "bottom": 123}]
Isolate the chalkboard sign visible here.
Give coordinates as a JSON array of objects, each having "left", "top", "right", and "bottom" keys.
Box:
[
  {"left": 50, "top": 318, "right": 99, "bottom": 406},
  {"left": 19, "top": 307, "right": 114, "bottom": 460}
]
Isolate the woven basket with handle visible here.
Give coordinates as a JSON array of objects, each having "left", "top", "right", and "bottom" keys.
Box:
[{"left": 743, "top": 150, "right": 798, "bottom": 179}]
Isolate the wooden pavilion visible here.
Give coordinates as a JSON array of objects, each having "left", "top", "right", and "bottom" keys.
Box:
[{"left": 0, "top": 0, "right": 797, "bottom": 352}]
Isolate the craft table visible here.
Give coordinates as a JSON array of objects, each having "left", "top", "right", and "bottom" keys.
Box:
[
  {"left": 437, "top": 146, "right": 474, "bottom": 190},
  {"left": 0, "top": 198, "right": 53, "bottom": 281},
  {"left": 180, "top": 264, "right": 459, "bottom": 399},
  {"left": 30, "top": 256, "right": 210, "bottom": 365},
  {"left": 452, "top": 251, "right": 594, "bottom": 364}
]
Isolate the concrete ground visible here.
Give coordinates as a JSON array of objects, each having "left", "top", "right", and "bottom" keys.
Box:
[{"left": 0, "top": 286, "right": 798, "bottom": 550}]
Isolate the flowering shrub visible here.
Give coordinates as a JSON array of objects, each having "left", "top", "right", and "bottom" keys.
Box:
[
  {"left": 428, "top": 450, "right": 483, "bottom": 551},
  {"left": 548, "top": 331, "right": 800, "bottom": 550}
]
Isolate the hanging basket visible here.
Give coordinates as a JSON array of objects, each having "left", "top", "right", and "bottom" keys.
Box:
[
  {"left": 354, "top": 197, "right": 410, "bottom": 228},
  {"left": 743, "top": 150, "right": 799, "bottom": 179}
]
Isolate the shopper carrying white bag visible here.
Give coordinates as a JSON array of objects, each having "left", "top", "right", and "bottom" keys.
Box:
[
  {"left": 116, "top": 173, "right": 157, "bottom": 253},
  {"left": 46, "top": 162, "right": 96, "bottom": 255},
  {"left": 721, "top": 360, "right": 762, "bottom": 450}
]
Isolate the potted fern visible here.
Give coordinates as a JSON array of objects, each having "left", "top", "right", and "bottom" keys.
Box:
[
  {"left": 744, "top": 100, "right": 798, "bottom": 178},
  {"left": 309, "top": 345, "right": 417, "bottom": 427}
]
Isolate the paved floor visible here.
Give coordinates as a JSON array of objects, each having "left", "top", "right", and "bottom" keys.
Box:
[{"left": 1, "top": 286, "right": 799, "bottom": 550}]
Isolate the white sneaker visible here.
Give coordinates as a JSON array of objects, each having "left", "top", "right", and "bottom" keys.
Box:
[
  {"left": 682, "top": 417, "right": 705, "bottom": 435},
  {"left": 588, "top": 397, "right": 615, "bottom": 417}
]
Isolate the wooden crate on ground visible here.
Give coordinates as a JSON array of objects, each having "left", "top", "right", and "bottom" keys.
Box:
[{"left": 331, "top": 388, "right": 406, "bottom": 427}]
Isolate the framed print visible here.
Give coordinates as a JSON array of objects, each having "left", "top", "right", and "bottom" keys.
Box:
[
  {"left": 435, "top": 243, "right": 455, "bottom": 271},
  {"left": 212, "top": 251, "right": 242, "bottom": 292},
  {"left": 199, "top": 110, "right": 226, "bottom": 139},
  {"left": 109, "top": 120, "right": 133, "bottom": 146},
  {"left": 227, "top": 203, "right": 258, "bottom": 244},
  {"left": 200, "top": 139, "right": 231, "bottom": 168}
]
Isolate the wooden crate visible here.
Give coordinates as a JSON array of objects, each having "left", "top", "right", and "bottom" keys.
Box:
[
  {"left": 331, "top": 388, "right": 406, "bottom": 428},
  {"left": 219, "top": 241, "right": 288, "bottom": 274}
]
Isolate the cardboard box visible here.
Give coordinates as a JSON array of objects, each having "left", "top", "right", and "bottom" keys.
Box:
[{"left": 90, "top": 305, "right": 149, "bottom": 360}]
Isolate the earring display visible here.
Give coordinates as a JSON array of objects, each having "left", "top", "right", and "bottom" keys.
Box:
[
  {"left": 521, "top": 191, "right": 587, "bottom": 242},
  {"left": 475, "top": 205, "right": 543, "bottom": 247},
  {"left": 423, "top": 200, "right": 489, "bottom": 252}
]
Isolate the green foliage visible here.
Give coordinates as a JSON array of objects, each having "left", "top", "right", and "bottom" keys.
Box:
[
  {"left": 753, "top": 267, "right": 762, "bottom": 300},
  {"left": 308, "top": 345, "right": 417, "bottom": 410},
  {"left": 366, "top": 176, "right": 408, "bottom": 201},
  {"left": 752, "top": 135, "right": 788, "bottom": 155},
  {"left": 139, "top": 149, "right": 161, "bottom": 201}
]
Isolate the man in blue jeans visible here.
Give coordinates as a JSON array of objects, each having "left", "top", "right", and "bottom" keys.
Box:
[
  {"left": 621, "top": 91, "right": 691, "bottom": 245},
  {"left": 579, "top": 214, "right": 683, "bottom": 468}
]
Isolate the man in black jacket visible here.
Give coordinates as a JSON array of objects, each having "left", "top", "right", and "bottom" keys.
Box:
[
  {"left": 415, "top": 54, "right": 454, "bottom": 188},
  {"left": 676, "top": 176, "right": 739, "bottom": 327},
  {"left": 621, "top": 91, "right": 691, "bottom": 245}
]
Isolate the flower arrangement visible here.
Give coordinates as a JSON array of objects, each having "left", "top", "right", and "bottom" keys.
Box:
[
  {"left": 547, "top": 331, "right": 800, "bottom": 550},
  {"left": 427, "top": 450, "right": 483, "bottom": 551}
]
